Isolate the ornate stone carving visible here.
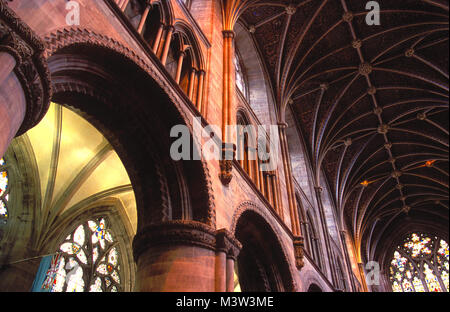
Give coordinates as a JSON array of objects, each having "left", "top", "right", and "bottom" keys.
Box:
[
  {"left": 293, "top": 236, "right": 305, "bottom": 270},
  {"left": 0, "top": 0, "right": 51, "bottom": 136},
  {"left": 219, "top": 143, "right": 236, "bottom": 186},
  {"left": 215, "top": 228, "right": 242, "bottom": 260},
  {"left": 358, "top": 62, "right": 373, "bottom": 76},
  {"left": 132, "top": 220, "right": 242, "bottom": 263}
]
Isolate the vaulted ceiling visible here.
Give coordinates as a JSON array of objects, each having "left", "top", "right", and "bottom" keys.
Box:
[{"left": 237, "top": 0, "right": 449, "bottom": 259}]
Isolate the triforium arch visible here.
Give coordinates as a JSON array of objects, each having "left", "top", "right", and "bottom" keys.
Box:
[{"left": 231, "top": 201, "right": 298, "bottom": 292}]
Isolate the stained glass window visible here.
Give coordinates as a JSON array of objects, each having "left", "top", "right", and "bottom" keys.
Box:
[
  {"left": 0, "top": 158, "right": 9, "bottom": 223},
  {"left": 389, "top": 233, "right": 449, "bottom": 292},
  {"left": 43, "top": 217, "right": 122, "bottom": 292}
]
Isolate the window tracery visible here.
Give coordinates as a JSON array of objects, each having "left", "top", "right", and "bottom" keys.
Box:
[
  {"left": 43, "top": 217, "right": 123, "bottom": 292},
  {"left": 389, "top": 233, "right": 449, "bottom": 292}
]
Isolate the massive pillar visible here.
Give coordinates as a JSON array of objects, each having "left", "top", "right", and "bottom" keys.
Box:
[
  {"left": 133, "top": 221, "right": 240, "bottom": 292},
  {"left": 0, "top": 1, "right": 51, "bottom": 159}
]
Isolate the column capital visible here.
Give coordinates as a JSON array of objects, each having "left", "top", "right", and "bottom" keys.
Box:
[
  {"left": 222, "top": 30, "right": 236, "bottom": 39},
  {"left": 293, "top": 236, "right": 305, "bottom": 270},
  {"left": 133, "top": 220, "right": 217, "bottom": 261},
  {"left": 215, "top": 228, "right": 242, "bottom": 260},
  {"left": 277, "top": 122, "right": 289, "bottom": 129},
  {"left": 0, "top": 1, "right": 51, "bottom": 137},
  {"left": 314, "top": 185, "right": 323, "bottom": 192},
  {"left": 165, "top": 24, "right": 175, "bottom": 31}
]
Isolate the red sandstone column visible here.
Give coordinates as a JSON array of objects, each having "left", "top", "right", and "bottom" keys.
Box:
[
  {"left": 152, "top": 23, "right": 164, "bottom": 53},
  {"left": 226, "top": 257, "right": 235, "bottom": 292},
  {"left": 160, "top": 25, "right": 174, "bottom": 65},
  {"left": 174, "top": 50, "right": 186, "bottom": 84},
  {"left": 0, "top": 53, "right": 25, "bottom": 159},
  {"left": 137, "top": 0, "right": 153, "bottom": 34},
  {"left": 133, "top": 222, "right": 241, "bottom": 292},
  {"left": 215, "top": 250, "right": 227, "bottom": 291},
  {"left": 196, "top": 70, "right": 205, "bottom": 113},
  {"left": 0, "top": 3, "right": 51, "bottom": 160}
]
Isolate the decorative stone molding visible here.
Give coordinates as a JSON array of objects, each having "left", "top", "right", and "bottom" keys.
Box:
[
  {"left": 0, "top": 0, "right": 51, "bottom": 136},
  {"left": 215, "top": 228, "right": 242, "bottom": 260},
  {"left": 342, "top": 11, "right": 353, "bottom": 23},
  {"left": 358, "top": 62, "right": 373, "bottom": 76},
  {"left": 219, "top": 143, "right": 236, "bottom": 186},
  {"left": 367, "top": 86, "right": 377, "bottom": 95},
  {"left": 377, "top": 123, "right": 389, "bottom": 134},
  {"left": 293, "top": 236, "right": 305, "bottom": 270},
  {"left": 405, "top": 48, "right": 415, "bottom": 57},
  {"left": 222, "top": 30, "right": 235, "bottom": 40},
  {"left": 132, "top": 220, "right": 241, "bottom": 262},
  {"left": 285, "top": 5, "right": 297, "bottom": 16},
  {"left": 351, "top": 39, "right": 362, "bottom": 49}
]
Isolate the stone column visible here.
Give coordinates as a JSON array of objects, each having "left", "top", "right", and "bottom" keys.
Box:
[
  {"left": 137, "top": 0, "right": 153, "bottom": 34},
  {"left": 152, "top": 23, "right": 164, "bottom": 54},
  {"left": 0, "top": 1, "right": 51, "bottom": 160},
  {"left": 196, "top": 69, "right": 205, "bottom": 113},
  {"left": 314, "top": 186, "right": 334, "bottom": 277},
  {"left": 219, "top": 30, "right": 236, "bottom": 186},
  {"left": 174, "top": 50, "right": 186, "bottom": 84},
  {"left": 133, "top": 221, "right": 240, "bottom": 292},
  {"left": 358, "top": 262, "right": 369, "bottom": 292},
  {"left": 160, "top": 25, "right": 174, "bottom": 65},
  {"left": 340, "top": 230, "right": 357, "bottom": 292}
]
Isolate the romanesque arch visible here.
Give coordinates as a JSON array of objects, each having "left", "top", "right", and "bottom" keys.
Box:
[
  {"left": 44, "top": 28, "right": 214, "bottom": 228},
  {"left": 231, "top": 202, "right": 297, "bottom": 292}
]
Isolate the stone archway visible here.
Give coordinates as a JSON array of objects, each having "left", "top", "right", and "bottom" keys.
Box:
[
  {"left": 307, "top": 283, "right": 323, "bottom": 292},
  {"left": 232, "top": 204, "right": 297, "bottom": 292},
  {"left": 0, "top": 31, "right": 219, "bottom": 291}
]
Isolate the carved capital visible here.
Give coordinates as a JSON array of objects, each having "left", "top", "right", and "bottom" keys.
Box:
[
  {"left": 215, "top": 228, "right": 242, "bottom": 260},
  {"left": 222, "top": 30, "right": 235, "bottom": 40},
  {"left": 293, "top": 236, "right": 305, "bottom": 270},
  {"left": 132, "top": 220, "right": 217, "bottom": 261},
  {"left": 219, "top": 143, "right": 236, "bottom": 186},
  {"left": 0, "top": 1, "right": 51, "bottom": 136},
  {"left": 133, "top": 221, "right": 243, "bottom": 263}
]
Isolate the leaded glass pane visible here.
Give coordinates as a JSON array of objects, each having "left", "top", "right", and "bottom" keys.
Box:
[
  {"left": 389, "top": 233, "right": 449, "bottom": 292},
  {"left": 44, "top": 217, "right": 123, "bottom": 292}
]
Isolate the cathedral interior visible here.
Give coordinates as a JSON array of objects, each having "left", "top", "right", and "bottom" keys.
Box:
[{"left": 0, "top": 0, "right": 448, "bottom": 292}]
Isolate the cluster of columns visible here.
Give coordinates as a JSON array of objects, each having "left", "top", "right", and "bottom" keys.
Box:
[
  {"left": 115, "top": 0, "right": 206, "bottom": 113},
  {"left": 236, "top": 131, "right": 284, "bottom": 220},
  {"left": 0, "top": 0, "right": 51, "bottom": 160},
  {"left": 277, "top": 121, "right": 305, "bottom": 269}
]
